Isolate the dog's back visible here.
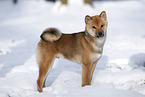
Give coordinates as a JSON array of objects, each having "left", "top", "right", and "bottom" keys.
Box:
[{"left": 37, "top": 29, "right": 86, "bottom": 64}]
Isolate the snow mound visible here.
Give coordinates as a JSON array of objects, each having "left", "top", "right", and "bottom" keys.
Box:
[
  {"left": 129, "top": 53, "right": 145, "bottom": 68},
  {"left": 0, "top": 55, "right": 38, "bottom": 97}
]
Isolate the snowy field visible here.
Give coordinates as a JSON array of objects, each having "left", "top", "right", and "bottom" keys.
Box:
[{"left": 0, "top": 0, "right": 145, "bottom": 97}]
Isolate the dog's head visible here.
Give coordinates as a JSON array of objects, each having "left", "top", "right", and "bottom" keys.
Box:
[{"left": 85, "top": 11, "right": 107, "bottom": 38}]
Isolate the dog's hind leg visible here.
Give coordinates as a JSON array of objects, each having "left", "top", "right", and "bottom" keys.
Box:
[
  {"left": 37, "top": 54, "right": 56, "bottom": 92},
  {"left": 42, "top": 74, "right": 48, "bottom": 87}
]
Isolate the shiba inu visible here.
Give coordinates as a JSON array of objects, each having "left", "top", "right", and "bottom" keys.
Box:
[{"left": 36, "top": 11, "right": 107, "bottom": 92}]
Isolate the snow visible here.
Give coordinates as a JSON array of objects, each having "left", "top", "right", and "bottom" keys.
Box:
[
  {"left": 0, "top": 0, "right": 145, "bottom": 97},
  {"left": 0, "top": 39, "right": 26, "bottom": 55}
]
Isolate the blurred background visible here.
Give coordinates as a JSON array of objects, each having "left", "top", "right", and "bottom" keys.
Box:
[{"left": 11, "top": 0, "right": 135, "bottom": 4}]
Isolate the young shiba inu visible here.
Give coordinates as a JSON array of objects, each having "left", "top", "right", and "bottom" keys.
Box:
[{"left": 36, "top": 11, "right": 107, "bottom": 92}]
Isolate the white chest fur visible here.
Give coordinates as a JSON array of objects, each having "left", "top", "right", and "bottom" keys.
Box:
[
  {"left": 92, "top": 37, "right": 106, "bottom": 53},
  {"left": 90, "top": 53, "right": 102, "bottom": 62}
]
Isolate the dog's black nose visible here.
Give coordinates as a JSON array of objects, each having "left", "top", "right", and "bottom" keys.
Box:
[
  {"left": 95, "top": 32, "right": 104, "bottom": 38},
  {"left": 98, "top": 32, "right": 103, "bottom": 36}
]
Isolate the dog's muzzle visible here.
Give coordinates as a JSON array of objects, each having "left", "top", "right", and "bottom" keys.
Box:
[{"left": 95, "top": 32, "right": 104, "bottom": 38}]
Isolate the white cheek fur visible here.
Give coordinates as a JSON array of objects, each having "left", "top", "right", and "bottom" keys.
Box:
[{"left": 87, "top": 28, "right": 96, "bottom": 37}]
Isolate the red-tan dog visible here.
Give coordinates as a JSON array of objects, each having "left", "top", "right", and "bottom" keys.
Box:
[{"left": 36, "top": 11, "right": 107, "bottom": 92}]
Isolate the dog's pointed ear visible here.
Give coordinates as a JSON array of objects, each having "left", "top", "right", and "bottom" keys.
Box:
[
  {"left": 99, "top": 11, "right": 107, "bottom": 20},
  {"left": 85, "top": 15, "right": 92, "bottom": 24}
]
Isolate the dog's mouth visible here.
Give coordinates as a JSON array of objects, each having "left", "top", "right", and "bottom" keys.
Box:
[{"left": 95, "top": 32, "right": 104, "bottom": 38}]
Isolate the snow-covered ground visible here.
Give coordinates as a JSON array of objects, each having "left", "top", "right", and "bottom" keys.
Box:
[{"left": 0, "top": 0, "right": 145, "bottom": 97}]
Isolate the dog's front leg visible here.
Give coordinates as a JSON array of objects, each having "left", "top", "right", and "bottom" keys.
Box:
[
  {"left": 87, "top": 60, "right": 98, "bottom": 85},
  {"left": 81, "top": 60, "right": 98, "bottom": 87},
  {"left": 81, "top": 62, "right": 92, "bottom": 87}
]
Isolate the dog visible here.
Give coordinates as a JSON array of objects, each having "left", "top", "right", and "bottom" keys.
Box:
[{"left": 36, "top": 11, "right": 107, "bottom": 92}]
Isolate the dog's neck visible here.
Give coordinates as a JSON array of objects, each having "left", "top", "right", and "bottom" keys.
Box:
[{"left": 84, "top": 30, "right": 106, "bottom": 53}]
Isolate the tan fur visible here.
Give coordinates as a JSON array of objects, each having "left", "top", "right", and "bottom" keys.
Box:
[{"left": 36, "top": 11, "right": 108, "bottom": 92}]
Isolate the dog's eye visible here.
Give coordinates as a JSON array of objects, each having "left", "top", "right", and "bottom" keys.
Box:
[
  {"left": 92, "top": 26, "right": 96, "bottom": 29},
  {"left": 101, "top": 25, "right": 104, "bottom": 27}
]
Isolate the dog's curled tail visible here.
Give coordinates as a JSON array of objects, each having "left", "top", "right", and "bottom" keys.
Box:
[{"left": 40, "top": 28, "right": 62, "bottom": 43}]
